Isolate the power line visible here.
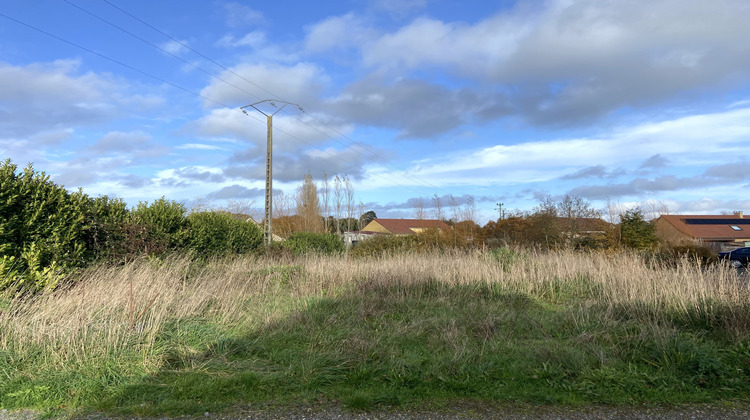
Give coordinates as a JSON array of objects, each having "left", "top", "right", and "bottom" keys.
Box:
[
  {"left": 62, "top": 0, "right": 265, "bottom": 103},
  {"left": 0, "top": 9, "right": 445, "bottom": 199},
  {"left": 0, "top": 11, "right": 231, "bottom": 110},
  {"left": 100, "top": 0, "right": 282, "bottom": 101},
  {"left": 0, "top": 10, "right": 428, "bottom": 196},
  {"left": 95, "top": 0, "right": 451, "bottom": 196}
]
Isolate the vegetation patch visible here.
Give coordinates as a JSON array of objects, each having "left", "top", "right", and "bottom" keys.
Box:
[{"left": 1, "top": 251, "right": 748, "bottom": 417}]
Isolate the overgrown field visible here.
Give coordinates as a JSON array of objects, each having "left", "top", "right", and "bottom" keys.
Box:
[{"left": 1, "top": 249, "right": 749, "bottom": 416}]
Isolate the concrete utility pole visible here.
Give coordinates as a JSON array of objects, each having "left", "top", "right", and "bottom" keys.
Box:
[
  {"left": 496, "top": 202, "right": 505, "bottom": 220},
  {"left": 241, "top": 100, "right": 300, "bottom": 247}
]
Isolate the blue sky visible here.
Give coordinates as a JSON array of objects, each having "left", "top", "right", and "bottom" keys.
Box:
[{"left": 1, "top": 0, "right": 749, "bottom": 223}]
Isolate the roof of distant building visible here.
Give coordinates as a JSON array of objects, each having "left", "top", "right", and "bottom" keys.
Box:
[{"left": 364, "top": 218, "right": 452, "bottom": 235}]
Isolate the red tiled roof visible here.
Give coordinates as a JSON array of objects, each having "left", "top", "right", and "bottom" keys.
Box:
[
  {"left": 554, "top": 217, "right": 612, "bottom": 232},
  {"left": 371, "top": 218, "right": 452, "bottom": 234},
  {"left": 657, "top": 215, "right": 750, "bottom": 241}
]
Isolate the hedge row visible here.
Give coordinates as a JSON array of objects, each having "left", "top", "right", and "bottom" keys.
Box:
[{"left": 0, "top": 160, "right": 264, "bottom": 294}]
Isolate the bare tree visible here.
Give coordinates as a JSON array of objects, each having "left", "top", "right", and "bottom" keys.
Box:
[
  {"left": 432, "top": 194, "right": 443, "bottom": 220},
  {"left": 604, "top": 198, "right": 626, "bottom": 225},
  {"left": 273, "top": 190, "right": 295, "bottom": 237},
  {"left": 321, "top": 171, "right": 330, "bottom": 232},
  {"left": 449, "top": 194, "right": 461, "bottom": 222},
  {"left": 641, "top": 200, "right": 671, "bottom": 221},
  {"left": 462, "top": 195, "right": 477, "bottom": 224},
  {"left": 358, "top": 200, "right": 366, "bottom": 229},
  {"left": 534, "top": 194, "right": 558, "bottom": 217},
  {"left": 344, "top": 175, "right": 356, "bottom": 232},
  {"left": 333, "top": 174, "right": 343, "bottom": 233},
  {"left": 413, "top": 197, "right": 426, "bottom": 220}
]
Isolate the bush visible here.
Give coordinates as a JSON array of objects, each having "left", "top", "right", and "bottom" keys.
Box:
[
  {"left": 81, "top": 195, "right": 130, "bottom": 261},
  {"left": 283, "top": 232, "right": 344, "bottom": 256},
  {"left": 347, "top": 229, "right": 469, "bottom": 258},
  {"left": 0, "top": 160, "right": 89, "bottom": 292},
  {"left": 649, "top": 244, "right": 718, "bottom": 267},
  {"left": 348, "top": 234, "right": 419, "bottom": 258},
  {"left": 185, "top": 212, "right": 263, "bottom": 256},
  {"left": 129, "top": 197, "right": 187, "bottom": 253}
]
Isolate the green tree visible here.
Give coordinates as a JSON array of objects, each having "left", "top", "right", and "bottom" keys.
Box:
[
  {"left": 620, "top": 209, "right": 658, "bottom": 250},
  {"left": 359, "top": 210, "right": 377, "bottom": 229}
]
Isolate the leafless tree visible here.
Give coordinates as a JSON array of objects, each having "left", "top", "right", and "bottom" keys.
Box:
[
  {"left": 333, "top": 174, "right": 343, "bottom": 233},
  {"left": 358, "top": 200, "right": 366, "bottom": 229},
  {"left": 321, "top": 171, "right": 330, "bottom": 232},
  {"left": 344, "top": 175, "right": 356, "bottom": 231},
  {"left": 449, "top": 194, "right": 461, "bottom": 222},
  {"left": 641, "top": 200, "right": 671, "bottom": 221},
  {"left": 462, "top": 195, "right": 477, "bottom": 224},
  {"left": 413, "top": 197, "right": 426, "bottom": 220},
  {"left": 604, "top": 198, "right": 627, "bottom": 225},
  {"left": 432, "top": 194, "right": 443, "bottom": 220}
]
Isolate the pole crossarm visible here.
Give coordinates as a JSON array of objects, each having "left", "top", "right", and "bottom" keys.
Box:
[
  {"left": 240, "top": 99, "right": 301, "bottom": 247},
  {"left": 241, "top": 99, "right": 301, "bottom": 117}
]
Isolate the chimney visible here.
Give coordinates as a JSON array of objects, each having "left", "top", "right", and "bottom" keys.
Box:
[{"left": 734, "top": 211, "right": 744, "bottom": 219}]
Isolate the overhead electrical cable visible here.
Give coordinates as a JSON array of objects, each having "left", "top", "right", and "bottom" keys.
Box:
[
  {"left": 94, "top": 0, "right": 451, "bottom": 195},
  {"left": 0, "top": 9, "right": 445, "bottom": 198}
]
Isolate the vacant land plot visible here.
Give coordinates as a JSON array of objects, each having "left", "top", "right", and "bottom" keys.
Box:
[{"left": 1, "top": 250, "right": 749, "bottom": 417}]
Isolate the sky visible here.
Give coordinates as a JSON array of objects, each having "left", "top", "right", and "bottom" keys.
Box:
[{"left": 1, "top": 0, "right": 749, "bottom": 224}]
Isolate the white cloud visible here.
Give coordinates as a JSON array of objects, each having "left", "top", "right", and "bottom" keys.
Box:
[
  {"left": 199, "top": 62, "right": 327, "bottom": 107},
  {"left": 217, "top": 31, "right": 267, "bottom": 49},
  {"left": 360, "top": 0, "right": 750, "bottom": 125},
  {"left": 88, "top": 131, "right": 168, "bottom": 158},
  {"left": 224, "top": 3, "right": 264, "bottom": 27},
  {"left": 177, "top": 143, "right": 227, "bottom": 151},
  {"left": 304, "top": 13, "right": 374, "bottom": 53},
  {"left": 0, "top": 60, "right": 162, "bottom": 137},
  {"left": 160, "top": 39, "right": 189, "bottom": 55},
  {"left": 188, "top": 106, "right": 353, "bottom": 152},
  {"left": 387, "top": 107, "right": 750, "bottom": 191}
]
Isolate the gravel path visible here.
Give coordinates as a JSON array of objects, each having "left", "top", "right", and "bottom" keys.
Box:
[{"left": 4, "top": 403, "right": 750, "bottom": 420}]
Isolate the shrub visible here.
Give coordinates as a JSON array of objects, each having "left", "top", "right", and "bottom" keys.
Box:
[
  {"left": 348, "top": 234, "right": 418, "bottom": 258},
  {"left": 283, "top": 232, "right": 344, "bottom": 256},
  {"left": 349, "top": 229, "right": 474, "bottom": 258},
  {"left": 649, "top": 243, "right": 718, "bottom": 267},
  {"left": 0, "top": 160, "right": 89, "bottom": 292},
  {"left": 81, "top": 195, "right": 130, "bottom": 261},
  {"left": 185, "top": 212, "right": 263, "bottom": 256},
  {"left": 129, "top": 197, "right": 187, "bottom": 253}
]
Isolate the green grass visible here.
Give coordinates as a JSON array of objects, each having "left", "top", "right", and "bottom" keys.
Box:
[{"left": 1, "top": 253, "right": 749, "bottom": 417}]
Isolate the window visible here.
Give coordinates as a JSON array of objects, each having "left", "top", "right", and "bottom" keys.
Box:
[{"left": 731, "top": 225, "right": 742, "bottom": 231}]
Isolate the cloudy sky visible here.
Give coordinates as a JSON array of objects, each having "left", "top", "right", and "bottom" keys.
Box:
[{"left": 1, "top": 0, "right": 749, "bottom": 223}]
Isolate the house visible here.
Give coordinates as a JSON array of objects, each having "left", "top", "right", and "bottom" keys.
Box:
[
  {"left": 654, "top": 212, "right": 750, "bottom": 251},
  {"left": 360, "top": 218, "right": 452, "bottom": 235},
  {"left": 342, "top": 230, "right": 384, "bottom": 248}
]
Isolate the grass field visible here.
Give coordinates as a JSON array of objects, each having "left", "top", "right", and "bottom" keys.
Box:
[{"left": 1, "top": 249, "right": 749, "bottom": 417}]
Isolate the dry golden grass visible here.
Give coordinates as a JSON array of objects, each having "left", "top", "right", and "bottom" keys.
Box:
[{"left": 1, "top": 249, "right": 747, "bottom": 365}]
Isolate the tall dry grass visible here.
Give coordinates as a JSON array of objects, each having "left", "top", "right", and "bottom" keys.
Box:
[{"left": 1, "top": 249, "right": 747, "bottom": 367}]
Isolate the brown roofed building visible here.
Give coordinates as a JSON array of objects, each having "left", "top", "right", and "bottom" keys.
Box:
[
  {"left": 655, "top": 212, "right": 750, "bottom": 250},
  {"left": 361, "top": 218, "right": 452, "bottom": 235}
]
